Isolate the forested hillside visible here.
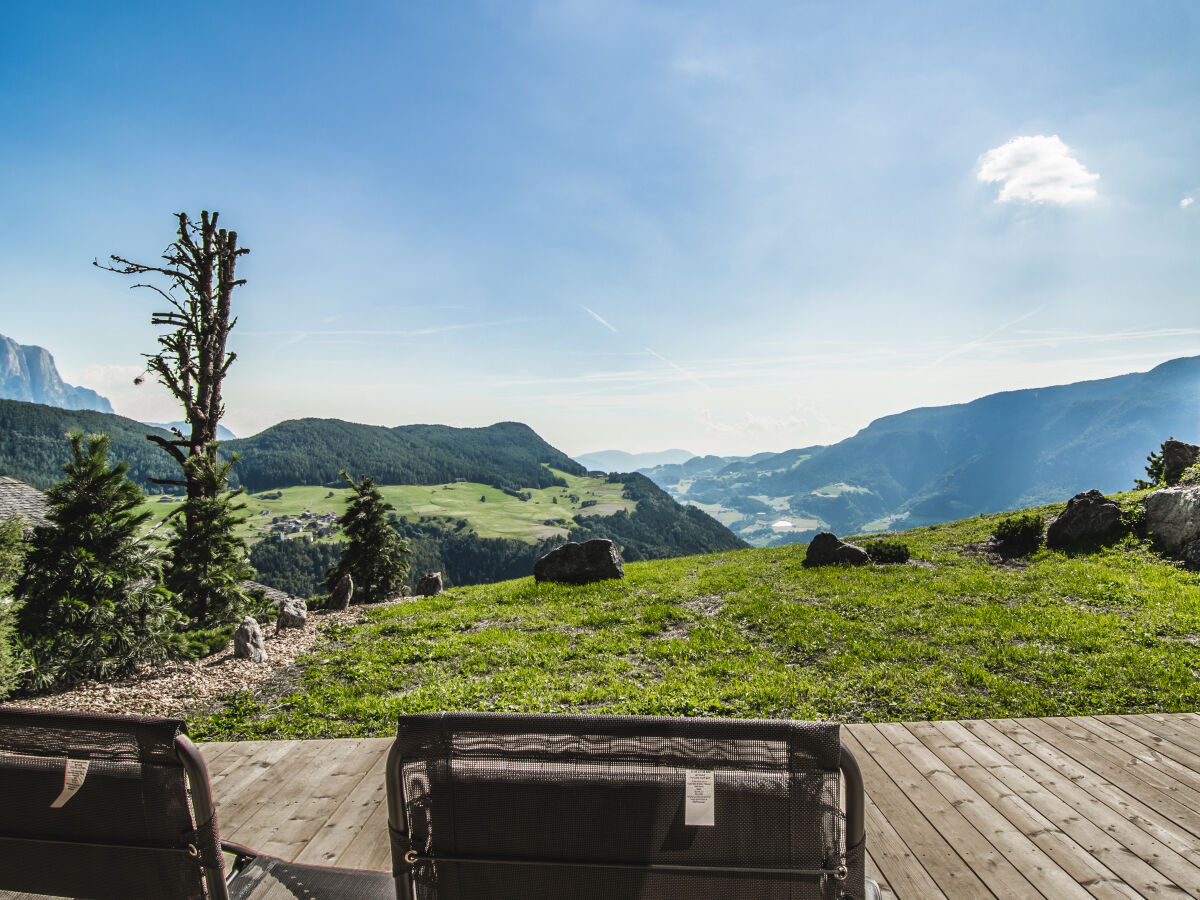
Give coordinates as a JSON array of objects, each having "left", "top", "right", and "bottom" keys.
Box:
[
  {"left": 224, "top": 419, "right": 587, "bottom": 492},
  {"left": 0, "top": 400, "right": 179, "bottom": 489},
  {"left": 0, "top": 402, "right": 587, "bottom": 493}
]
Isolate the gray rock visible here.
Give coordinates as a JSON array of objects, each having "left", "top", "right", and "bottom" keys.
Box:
[
  {"left": 416, "top": 571, "right": 443, "bottom": 596},
  {"left": 1163, "top": 439, "right": 1200, "bottom": 484},
  {"left": 331, "top": 573, "right": 353, "bottom": 610},
  {"left": 534, "top": 539, "right": 625, "bottom": 585},
  {"left": 1143, "top": 484, "right": 1200, "bottom": 554},
  {"left": 1045, "top": 490, "right": 1124, "bottom": 549},
  {"left": 802, "top": 532, "right": 870, "bottom": 567},
  {"left": 1179, "top": 539, "right": 1200, "bottom": 571},
  {"left": 277, "top": 596, "right": 307, "bottom": 629},
  {"left": 233, "top": 617, "right": 267, "bottom": 663}
]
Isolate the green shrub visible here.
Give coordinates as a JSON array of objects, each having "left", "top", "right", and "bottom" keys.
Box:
[
  {"left": 16, "top": 432, "right": 180, "bottom": 691},
  {"left": 860, "top": 539, "right": 910, "bottom": 564},
  {"left": 0, "top": 519, "right": 26, "bottom": 699},
  {"left": 992, "top": 512, "right": 1044, "bottom": 556}
]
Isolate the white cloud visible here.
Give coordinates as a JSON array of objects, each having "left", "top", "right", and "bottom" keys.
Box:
[
  {"left": 1183, "top": 197, "right": 1196, "bottom": 209},
  {"left": 977, "top": 135, "right": 1099, "bottom": 205}
]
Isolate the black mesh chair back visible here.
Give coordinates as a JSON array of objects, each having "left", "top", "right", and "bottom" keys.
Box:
[
  {"left": 0, "top": 706, "right": 226, "bottom": 900},
  {"left": 387, "top": 712, "right": 871, "bottom": 900}
]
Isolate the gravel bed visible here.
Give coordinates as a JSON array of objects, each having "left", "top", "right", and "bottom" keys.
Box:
[{"left": 3, "top": 599, "right": 406, "bottom": 719}]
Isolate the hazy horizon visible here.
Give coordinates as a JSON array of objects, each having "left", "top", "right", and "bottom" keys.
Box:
[{"left": 3, "top": 2, "right": 1197, "bottom": 457}]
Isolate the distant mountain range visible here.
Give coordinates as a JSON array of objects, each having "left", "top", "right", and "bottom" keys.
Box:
[
  {"left": 0, "top": 332, "right": 113, "bottom": 413},
  {"left": 573, "top": 449, "right": 696, "bottom": 472},
  {"left": 638, "top": 356, "right": 1200, "bottom": 545}
]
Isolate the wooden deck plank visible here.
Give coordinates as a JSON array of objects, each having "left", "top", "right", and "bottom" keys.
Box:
[
  {"left": 255, "top": 738, "right": 388, "bottom": 861},
  {"left": 1067, "top": 716, "right": 1200, "bottom": 796},
  {"left": 944, "top": 720, "right": 1194, "bottom": 897},
  {"left": 843, "top": 728, "right": 992, "bottom": 898},
  {"left": 988, "top": 719, "right": 1200, "bottom": 865},
  {"left": 860, "top": 722, "right": 1039, "bottom": 898},
  {"left": 199, "top": 713, "right": 1200, "bottom": 895},
  {"left": 1122, "top": 714, "right": 1200, "bottom": 756},
  {"left": 294, "top": 739, "right": 393, "bottom": 867},
  {"left": 231, "top": 739, "right": 369, "bottom": 852},
  {"left": 1098, "top": 715, "right": 1200, "bottom": 778},
  {"left": 860, "top": 790, "right": 948, "bottom": 900},
  {"left": 900, "top": 721, "right": 1109, "bottom": 898},
  {"left": 1027, "top": 717, "right": 1200, "bottom": 831}
]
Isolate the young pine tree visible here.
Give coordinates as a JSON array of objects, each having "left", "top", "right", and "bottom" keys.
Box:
[
  {"left": 324, "top": 471, "right": 410, "bottom": 604},
  {"left": 165, "top": 451, "right": 254, "bottom": 627},
  {"left": 15, "top": 432, "right": 179, "bottom": 690},
  {"left": 0, "top": 518, "right": 25, "bottom": 699}
]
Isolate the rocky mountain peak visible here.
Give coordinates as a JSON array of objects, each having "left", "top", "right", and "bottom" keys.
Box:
[{"left": 0, "top": 333, "right": 113, "bottom": 414}]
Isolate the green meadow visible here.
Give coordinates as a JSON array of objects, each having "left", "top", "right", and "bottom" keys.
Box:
[
  {"left": 193, "top": 492, "right": 1200, "bottom": 740},
  {"left": 140, "top": 469, "right": 633, "bottom": 545}
]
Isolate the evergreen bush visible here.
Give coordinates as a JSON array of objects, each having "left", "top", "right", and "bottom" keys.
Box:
[
  {"left": 165, "top": 453, "right": 255, "bottom": 628},
  {"left": 0, "top": 519, "right": 25, "bottom": 699},
  {"left": 860, "top": 539, "right": 910, "bottom": 564},
  {"left": 324, "top": 471, "right": 410, "bottom": 604},
  {"left": 992, "top": 511, "right": 1044, "bottom": 557},
  {"left": 15, "top": 432, "right": 180, "bottom": 690}
]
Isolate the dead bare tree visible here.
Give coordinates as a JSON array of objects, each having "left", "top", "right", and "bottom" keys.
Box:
[{"left": 96, "top": 211, "right": 248, "bottom": 499}]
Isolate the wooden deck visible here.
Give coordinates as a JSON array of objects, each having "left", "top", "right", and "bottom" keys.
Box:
[{"left": 201, "top": 712, "right": 1200, "bottom": 898}]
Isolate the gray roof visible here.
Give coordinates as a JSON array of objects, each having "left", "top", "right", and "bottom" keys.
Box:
[{"left": 0, "top": 476, "right": 49, "bottom": 529}]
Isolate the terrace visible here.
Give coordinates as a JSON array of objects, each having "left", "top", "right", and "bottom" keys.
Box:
[{"left": 202, "top": 712, "right": 1200, "bottom": 898}]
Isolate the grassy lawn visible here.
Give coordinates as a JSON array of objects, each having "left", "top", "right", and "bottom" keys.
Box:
[
  {"left": 139, "top": 470, "right": 632, "bottom": 545},
  {"left": 192, "top": 494, "right": 1200, "bottom": 740}
]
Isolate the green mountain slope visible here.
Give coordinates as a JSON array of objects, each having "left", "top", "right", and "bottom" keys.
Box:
[
  {"left": 194, "top": 493, "right": 1200, "bottom": 739},
  {"left": 0, "top": 400, "right": 180, "bottom": 490},
  {"left": 224, "top": 419, "right": 587, "bottom": 492},
  {"left": 644, "top": 356, "right": 1200, "bottom": 545}
]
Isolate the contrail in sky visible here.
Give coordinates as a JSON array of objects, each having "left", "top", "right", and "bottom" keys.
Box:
[
  {"left": 582, "top": 305, "right": 619, "bottom": 333},
  {"left": 926, "top": 307, "right": 1042, "bottom": 368},
  {"left": 645, "top": 347, "right": 710, "bottom": 390}
]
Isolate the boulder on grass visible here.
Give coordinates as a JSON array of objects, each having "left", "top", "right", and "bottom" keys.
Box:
[
  {"left": 1162, "top": 439, "right": 1200, "bottom": 484},
  {"left": 534, "top": 539, "right": 625, "bottom": 585},
  {"left": 1143, "top": 484, "right": 1200, "bottom": 554},
  {"left": 1045, "top": 490, "right": 1124, "bottom": 549},
  {"left": 416, "top": 571, "right": 443, "bottom": 596},
  {"left": 803, "top": 532, "right": 870, "bottom": 567},
  {"left": 331, "top": 574, "right": 353, "bottom": 610},
  {"left": 233, "top": 617, "right": 267, "bottom": 663},
  {"left": 277, "top": 596, "right": 307, "bottom": 630}
]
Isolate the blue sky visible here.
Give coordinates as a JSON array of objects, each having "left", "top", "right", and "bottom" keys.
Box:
[{"left": 2, "top": 1, "right": 1198, "bottom": 456}]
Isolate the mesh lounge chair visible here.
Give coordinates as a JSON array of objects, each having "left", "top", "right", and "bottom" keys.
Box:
[
  {"left": 387, "top": 712, "right": 882, "bottom": 900},
  {"left": 0, "top": 706, "right": 394, "bottom": 900}
]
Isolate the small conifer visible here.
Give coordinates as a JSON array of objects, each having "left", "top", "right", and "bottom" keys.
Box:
[
  {"left": 324, "top": 471, "right": 410, "bottom": 604},
  {"left": 16, "top": 432, "right": 178, "bottom": 690}
]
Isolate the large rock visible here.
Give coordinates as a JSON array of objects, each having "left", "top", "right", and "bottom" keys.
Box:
[
  {"left": 1045, "top": 490, "right": 1123, "bottom": 549},
  {"left": 331, "top": 574, "right": 353, "bottom": 610},
  {"left": 802, "top": 532, "right": 870, "bottom": 567},
  {"left": 1143, "top": 484, "right": 1200, "bottom": 554},
  {"left": 1162, "top": 439, "right": 1200, "bottom": 484},
  {"left": 534, "top": 539, "right": 625, "bottom": 585},
  {"left": 277, "top": 596, "right": 307, "bottom": 630},
  {"left": 416, "top": 571, "right": 443, "bottom": 596},
  {"left": 233, "top": 617, "right": 267, "bottom": 663}
]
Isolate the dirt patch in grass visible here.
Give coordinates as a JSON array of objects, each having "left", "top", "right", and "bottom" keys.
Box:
[{"left": 961, "top": 541, "right": 1031, "bottom": 569}]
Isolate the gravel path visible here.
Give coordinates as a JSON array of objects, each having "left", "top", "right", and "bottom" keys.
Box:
[{"left": 3, "top": 600, "right": 405, "bottom": 719}]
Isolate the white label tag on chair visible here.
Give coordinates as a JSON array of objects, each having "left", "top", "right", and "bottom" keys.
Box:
[
  {"left": 684, "top": 770, "right": 715, "bottom": 826},
  {"left": 50, "top": 758, "right": 90, "bottom": 808}
]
